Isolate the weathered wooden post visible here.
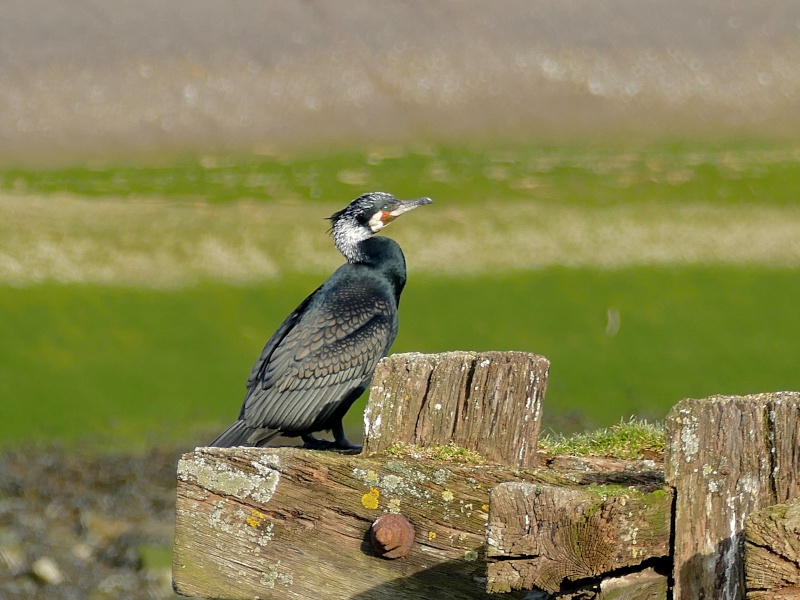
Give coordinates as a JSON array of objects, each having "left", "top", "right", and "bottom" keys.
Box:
[
  {"left": 664, "top": 392, "right": 800, "bottom": 600},
  {"left": 172, "top": 351, "right": 550, "bottom": 599},
  {"left": 363, "top": 351, "right": 548, "bottom": 467}
]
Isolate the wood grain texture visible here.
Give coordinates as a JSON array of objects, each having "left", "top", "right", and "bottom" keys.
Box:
[
  {"left": 173, "top": 446, "right": 537, "bottom": 600},
  {"left": 745, "top": 499, "right": 800, "bottom": 599},
  {"left": 664, "top": 392, "right": 800, "bottom": 600},
  {"left": 362, "top": 351, "right": 549, "bottom": 467},
  {"left": 597, "top": 568, "right": 668, "bottom": 600},
  {"left": 485, "top": 482, "right": 672, "bottom": 595}
]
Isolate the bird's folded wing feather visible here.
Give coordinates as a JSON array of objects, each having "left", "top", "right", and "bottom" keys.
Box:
[{"left": 241, "top": 285, "right": 395, "bottom": 432}]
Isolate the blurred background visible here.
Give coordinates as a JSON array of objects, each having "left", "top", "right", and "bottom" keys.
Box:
[{"left": 2, "top": 1, "right": 800, "bottom": 598}]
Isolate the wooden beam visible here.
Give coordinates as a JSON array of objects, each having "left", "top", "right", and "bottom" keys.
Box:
[
  {"left": 172, "top": 447, "right": 665, "bottom": 599},
  {"left": 485, "top": 481, "right": 672, "bottom": 595},
  {"left": 172, "top": 447, "right": 529, "bottom": 600},
  {"left": 664, "top": 392, "right": 800, "bottom": 600},
  {"left": 363, "top": 351, "right": 549, "bottom": 467},
  {"left": 745, "top": 499, "right": 800, "bottom": 599}
]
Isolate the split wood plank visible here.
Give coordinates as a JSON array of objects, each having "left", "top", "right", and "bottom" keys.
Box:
[{"left": 362, "top": 351, "right": 549, "bottom": 467}]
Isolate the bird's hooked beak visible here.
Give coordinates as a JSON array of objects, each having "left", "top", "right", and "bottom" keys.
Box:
[
  {"left": 369, "top": 197, "right": 433, "bottom": 232},
  {"left": 389, "top": 196, "right": 433, "bottom": 217}
]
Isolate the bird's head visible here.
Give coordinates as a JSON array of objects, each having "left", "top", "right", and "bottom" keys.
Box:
[
  {"left": 329, "top": 192, "right": 432, "bottom": 233},
  {"left": 328, "top": 192, "right": 432, "bottom": 262}
]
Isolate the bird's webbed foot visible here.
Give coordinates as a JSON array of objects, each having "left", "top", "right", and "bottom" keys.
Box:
[
  {"left": 300, "top": 427, "right": 362, "bottom": 454},
  {"left": 301, "top": 434, "right": 335, "bottom": 450}
]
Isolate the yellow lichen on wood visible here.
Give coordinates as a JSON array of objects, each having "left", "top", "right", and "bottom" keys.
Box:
[
  {"left": 361, "top": 487, "right": 380, "bottom": 510},
  {"left": 245, "top": 509, "right": 267, "bottom": 528}
]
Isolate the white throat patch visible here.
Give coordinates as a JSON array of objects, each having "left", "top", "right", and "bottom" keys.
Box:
[{"left": 368, "top": 210, "right": 386, "bottom": 233}]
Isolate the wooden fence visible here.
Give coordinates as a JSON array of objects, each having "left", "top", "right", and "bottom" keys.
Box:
[{"left": 172, "top": 351, "right": 800, "bottom": 599}]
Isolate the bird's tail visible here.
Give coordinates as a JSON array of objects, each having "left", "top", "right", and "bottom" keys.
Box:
[
  {"left": 208, "top": 420, "right": 252, "bottom": 447},
  {"left": 208, "top": 420, "right": 281, "bottom": 448}
]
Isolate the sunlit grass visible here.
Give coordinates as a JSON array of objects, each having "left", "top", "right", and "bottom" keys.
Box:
[
  {"left": 2, "top": 266, "right": 799, "bottom": 448},
  {"left": 537, "top": 418, "right": 665, "bottom": 460}
]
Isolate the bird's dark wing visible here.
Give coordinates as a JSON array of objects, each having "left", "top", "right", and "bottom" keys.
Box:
[{"left": 241, "top": 277, "right": 397, "bottom": 433}]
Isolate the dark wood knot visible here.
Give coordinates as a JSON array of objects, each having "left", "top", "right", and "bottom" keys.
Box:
[{"left": 370, "top": 513, "right": 415, "bottom": 559}]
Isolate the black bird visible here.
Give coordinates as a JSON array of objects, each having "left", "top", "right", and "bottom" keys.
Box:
[{"left": 210, "top": 192, "right": 432, "bottom": 450}]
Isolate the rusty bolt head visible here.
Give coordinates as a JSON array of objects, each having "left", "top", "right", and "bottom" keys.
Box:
[{"left": 370, "top": 513, "right": 415, "bottom": 559}]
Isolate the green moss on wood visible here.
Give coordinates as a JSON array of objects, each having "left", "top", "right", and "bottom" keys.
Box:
[
  {"left": 538, "top": 418, "right": 665, "bottom": 460},
  {"left": 383, "top": 442, "right": 487, "bottom": 464}
]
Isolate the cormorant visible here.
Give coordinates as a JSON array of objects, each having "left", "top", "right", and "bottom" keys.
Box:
[{"left": 210, "top": 192, "right": 432, "bottom": 450}]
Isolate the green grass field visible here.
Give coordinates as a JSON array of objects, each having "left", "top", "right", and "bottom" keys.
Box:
[
  {"left": 1, "top": 141, "right": 799, "bottom": 449},
  {"left": 2, "top": 267, "right": 798, "bottom": 449}
]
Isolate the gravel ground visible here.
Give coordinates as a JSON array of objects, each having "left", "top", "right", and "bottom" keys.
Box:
[{"left": 0, "top": 445, "right": 190, "bottom": 600}]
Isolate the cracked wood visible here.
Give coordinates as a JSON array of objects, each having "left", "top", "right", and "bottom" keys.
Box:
[{"left": 485, "top": 481, "right": 672, "bottom": 595}]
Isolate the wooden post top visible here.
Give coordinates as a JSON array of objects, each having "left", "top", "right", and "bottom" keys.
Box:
[{"left": 363, "top": 351, "right": 549, "bottom": 467}]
